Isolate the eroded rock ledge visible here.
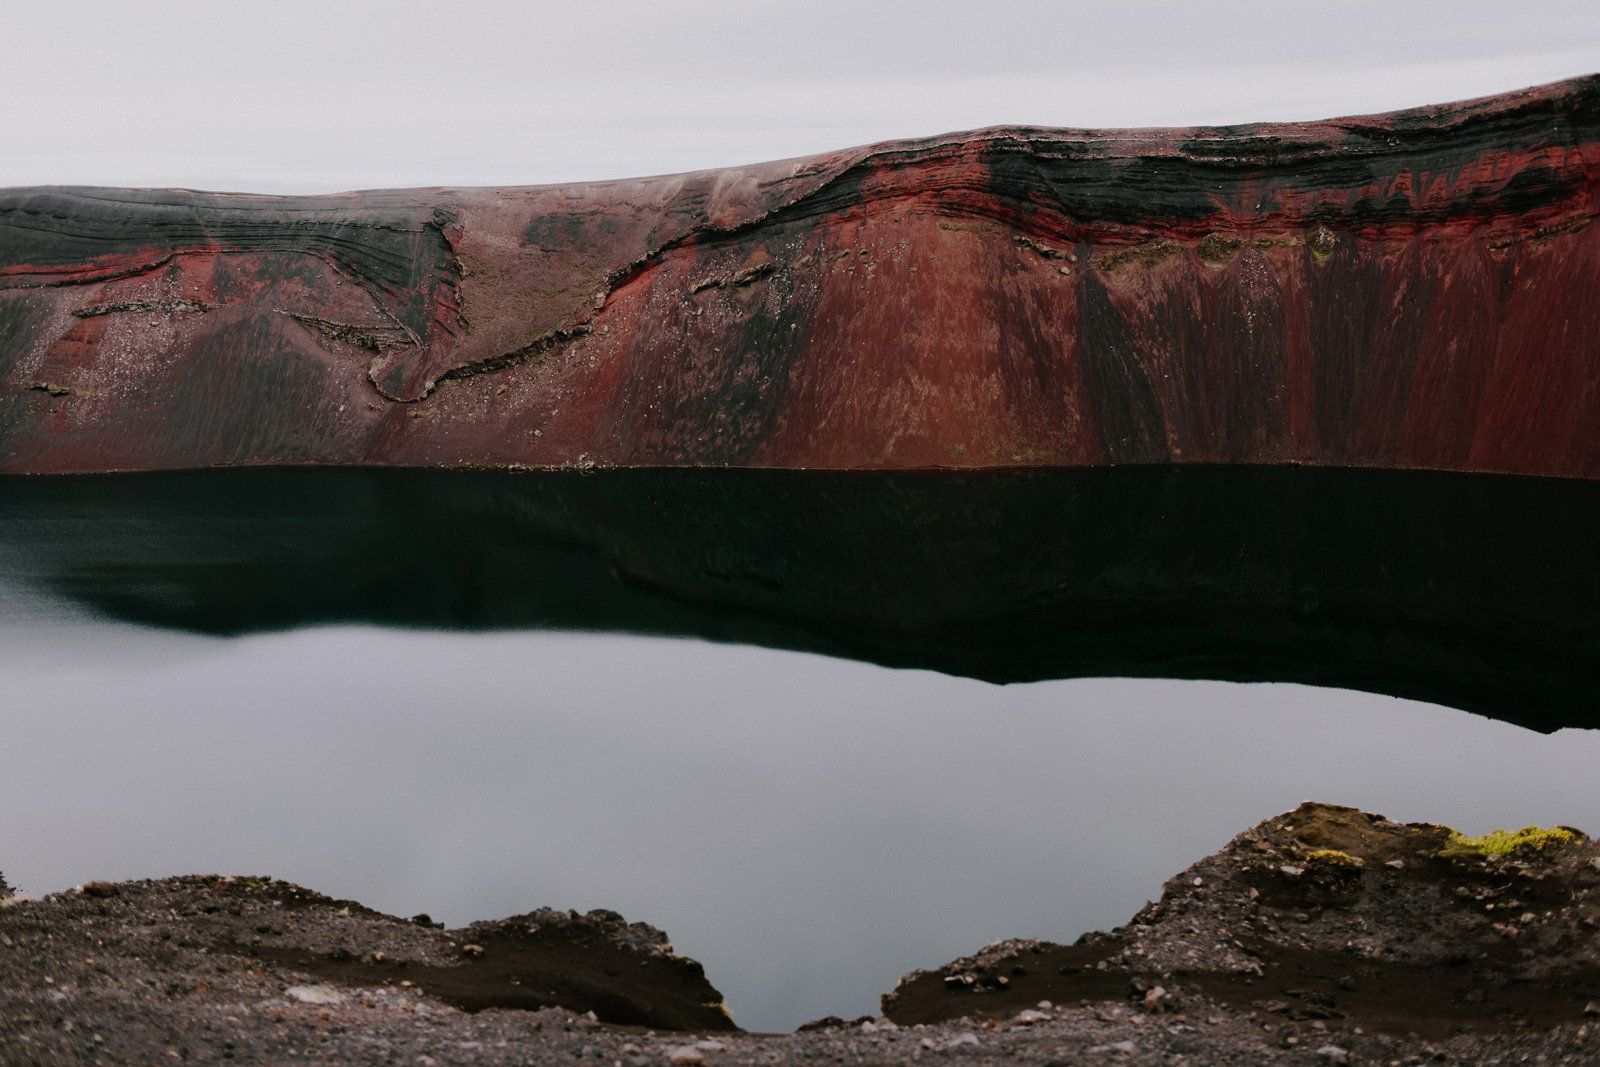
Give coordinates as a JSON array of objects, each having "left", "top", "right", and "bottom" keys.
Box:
[{"left": 0, "top": 878, "right": 734, "bottom": 1036}]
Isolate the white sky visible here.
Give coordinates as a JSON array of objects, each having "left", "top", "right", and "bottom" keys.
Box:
[
  {"left": 3, "top": 0, "right": 1600, "bottom": 1034},
  {"left": 4, "top": 1, "right": 1599, "bottom": 192}
]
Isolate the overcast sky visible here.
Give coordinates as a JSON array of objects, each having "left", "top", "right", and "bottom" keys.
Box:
[
  {"left": 5, "top": 1, "right": 1600, "bottom": 192},
  {"left": 3, "top": 0, "right": 1600, "bottom": 1035}
]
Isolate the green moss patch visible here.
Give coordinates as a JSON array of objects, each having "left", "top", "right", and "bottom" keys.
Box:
[{"left": 1437, "top": 825, "right": 1578, "bottom": 859}]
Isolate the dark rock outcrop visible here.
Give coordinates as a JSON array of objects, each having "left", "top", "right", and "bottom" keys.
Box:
[{"left": 883, "top": 802, "right": 1600, "bottom": 1041}]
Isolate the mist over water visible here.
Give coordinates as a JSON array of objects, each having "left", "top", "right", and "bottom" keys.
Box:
[{"left": 3, "top": 608, "right": 1599, "bottom": 1032}]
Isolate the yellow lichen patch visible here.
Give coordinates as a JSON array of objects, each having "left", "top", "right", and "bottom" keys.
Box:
[
  {"left": 1093, "top": 240, "right": 1182, "bottom": 273},
  {"left": 1437, "top": 825, "right": 1578, "bottom": 859},
  {"left": 1305, "top": 849, "right": 1363, "bottom": 869},
  {"left": 1197, "top": 233, "right": 1243, "bottom": 264}
]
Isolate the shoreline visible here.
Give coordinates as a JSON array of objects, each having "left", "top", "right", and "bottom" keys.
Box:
[{"left": 5, "top": 803, "right": 1598, "bottom": 1064}]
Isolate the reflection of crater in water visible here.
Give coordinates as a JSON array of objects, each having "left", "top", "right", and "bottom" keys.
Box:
[{"left": 0, "top": 465, "right": 1594, "bottom": 732}]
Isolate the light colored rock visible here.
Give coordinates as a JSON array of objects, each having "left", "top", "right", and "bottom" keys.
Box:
[
  {"left": 667, "top": 1048, "right": 705, "bottom": 1066},
  {"left": 285, "top": 986, "right": 345, "bottom": 1006},
  {"left": 945, "top": 1033, "right": 980, "bottom": 1048},
  {"left": 1014, "top": 1009, "right": 1051, "bottom": 1025},
  {"left": 1315, "top": 1045, "right": 1349, "bottom": 1064}
]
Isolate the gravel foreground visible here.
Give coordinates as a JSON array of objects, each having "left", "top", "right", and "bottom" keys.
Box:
[{"left": 4, "top": 803, "right": 1600, "bottom": 1066}]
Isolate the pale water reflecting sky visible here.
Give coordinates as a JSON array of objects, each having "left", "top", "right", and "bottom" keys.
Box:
[
  {"left": 4, "top": 0, "right": 1600, "bottom": 1033},
  {"left": 4, "top": 616, "right": 1600, "bottom": 1030}
]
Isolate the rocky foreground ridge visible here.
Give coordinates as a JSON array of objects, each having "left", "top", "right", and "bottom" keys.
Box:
[{"left": 4, "top": 804, "right": 1600, "bottom": 1065}]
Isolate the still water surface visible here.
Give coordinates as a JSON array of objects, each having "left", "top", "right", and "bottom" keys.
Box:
[{"left": 3, "top": 613, "right": 1598, "bottom": 1032}]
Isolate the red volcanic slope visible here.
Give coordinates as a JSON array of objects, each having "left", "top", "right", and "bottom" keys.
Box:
[{"left": 2, "top": 76, "right": 1599, "bottom": 476}]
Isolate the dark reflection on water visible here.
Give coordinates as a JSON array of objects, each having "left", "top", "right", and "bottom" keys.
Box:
[
  {"left": 0, "top": 464, "right": 1596, "bottom": 731},
  {"left": 4, "top": 465, "right": 1600, "bottom": 1031}
]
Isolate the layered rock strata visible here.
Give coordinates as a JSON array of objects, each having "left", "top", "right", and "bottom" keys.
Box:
[{"left": 3, "top": 77, "right": 1599, "bottom": 476}]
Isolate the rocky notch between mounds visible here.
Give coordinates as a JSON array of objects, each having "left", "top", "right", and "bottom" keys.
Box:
[{"left": 4, "top": 804, "right": 1600, "bottom": 1067}]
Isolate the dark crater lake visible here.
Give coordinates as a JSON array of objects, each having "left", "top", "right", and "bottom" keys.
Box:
[
  {"left": 0, "top": 464, "right": 1596, "bottom": 732},
  {"left": 4, "top": 464, "right": 1600, "bottom": 1032}
]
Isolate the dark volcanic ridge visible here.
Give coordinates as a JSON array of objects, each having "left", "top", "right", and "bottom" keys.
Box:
[
  {"left": 882, "top": 804, "right": 1600, "bottom": 1038},
  {"left": 4, "top": 803, "right": 1600, "bottom": 1066}
]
